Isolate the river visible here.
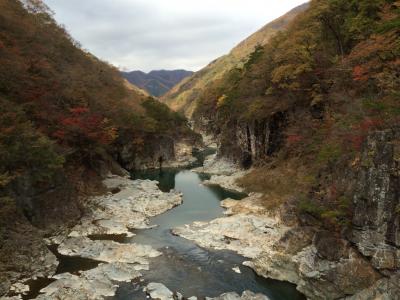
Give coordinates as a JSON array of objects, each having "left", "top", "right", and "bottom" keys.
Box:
[
  {"left": 24, "top": 151, "right": 305, "bottom": 300},
  {"left": 114, "top": 166, "right": 305, "bottom": 299}
]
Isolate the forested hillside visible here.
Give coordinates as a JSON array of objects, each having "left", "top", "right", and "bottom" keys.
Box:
[
  {"left": 162, "top": 3, "right": 309, "bottom": 117},
  {"left": 0, "top": 0, "right": 196, "bottom": 290},
  {"left": 183, "top": 1, "right": 400, "bottom": 297},
  {"left": 194, "top": 0, "right": 400, "bottom": 224},
  {"left": 1, "top": 0, "right": 400, "bottom": 298},
  {"left": 0, "top": 0, "right": 194, "bottom": 195}
]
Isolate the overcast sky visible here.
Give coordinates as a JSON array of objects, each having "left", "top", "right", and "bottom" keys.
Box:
[{"left": 43, "top": 0, "right": 306, "bottom": 72}]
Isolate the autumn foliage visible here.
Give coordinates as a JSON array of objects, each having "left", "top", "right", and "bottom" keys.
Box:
[
  {"left": 0, "top": 97, "right": 64, "bottom": 185},
  {"left": 54, "top": 107, "right": 117, "bottom": 148},
  {"left": 193, "top": 0, "right": 400, "bottom": 227},
  {"left": 0, "top": 0, "right": 193, "bottom": 189}
]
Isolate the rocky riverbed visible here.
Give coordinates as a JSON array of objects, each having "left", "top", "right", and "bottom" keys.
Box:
[
  {"left": 2, "top": 175, "right": 183, "bottom": 299},
  {"left": 143, "top": 282, "right": 271, "bottom": 300},
  {"left": 8, "top": 148, "right": 393, "bottom": 300},
  {"left": 192, "top": 153, "right": 247, "bottom": 192},
  {"left": 2, "top": 165, "right": 289, "bottom": 300},
  {"left": 174, "top": 198, "right": 382, "bottom": 299},
  {"left": 174, "top": 152, "right": 400, "bottom": 300}
]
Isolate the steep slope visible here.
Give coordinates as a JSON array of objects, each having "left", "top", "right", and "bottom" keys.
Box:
[
  {"left": 0, "top": 0, "right": 198, "bottom": 293},
  {"left": 121, "top": 69, "right": 194, "bottom": 97},
  {"left": 162, "top": 3, "right": 309, "bottom": 117},
  {"left": 191, "top": 0, "right": 400, "bottom": 298},
  {"left": 123, "top": 78, "right": 150, "bottom": 97}
]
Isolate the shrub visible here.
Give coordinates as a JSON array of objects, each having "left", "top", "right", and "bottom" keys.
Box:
[
  {"left": 299, "top": 193, "right": 352, "bottom": 228},
  {"left": 0, "top": 98, "right": 64, "bottom": 184},
  {"left": 298, "top": 198, "right": 323, "bottom": 216},
  {"left": 317, "top": 143, "right": 342, "bottom": 164}
]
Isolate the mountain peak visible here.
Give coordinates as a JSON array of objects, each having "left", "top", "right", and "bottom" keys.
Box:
[{"left": 121, "top": 69, "right": 194, "bottom": 97}]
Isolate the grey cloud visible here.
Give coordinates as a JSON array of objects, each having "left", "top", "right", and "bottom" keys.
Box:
[{"left": 43, "top": 0, "right": 306, "bottom": 71}]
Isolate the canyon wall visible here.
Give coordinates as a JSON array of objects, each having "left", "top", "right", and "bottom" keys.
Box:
[{"left": 203, "top": 114, "right": 400, "bottom": 298}]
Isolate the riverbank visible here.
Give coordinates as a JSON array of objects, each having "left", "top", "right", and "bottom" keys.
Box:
[
  {"left": 2, "top": 154, "right": 305, "bottom": 300},
  {"left": 143, "top": 282, "right": 270, "bottom": 300},
  {"left": 174, "top": 153, "right": 397, "bottom": 300},
  {"left": 2, "top": 174, "right": 184, "bottom": 299},
  {"left": 192, "top": 153, "right": 248, "bottom": 192},
  {"left": 4, "top": 146, "right": 380, "bottom": 300}
]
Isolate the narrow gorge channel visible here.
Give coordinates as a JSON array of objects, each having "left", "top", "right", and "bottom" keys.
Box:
[
  {"left": 121, "top": 149, "right": 306, "bottom": 299},
  {"left": 21, "top": 150, "right": 306, "bottom": 300},
  {"left": 121, "top": 166, "right": 304, "bottom": 299}
]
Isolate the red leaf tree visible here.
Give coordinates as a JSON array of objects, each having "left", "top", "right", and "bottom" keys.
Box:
[{"left": 54, "top": 107, "right": 117, "bottom": 150}]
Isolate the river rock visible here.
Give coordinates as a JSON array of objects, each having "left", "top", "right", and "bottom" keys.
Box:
[
  {"left": 67, "top": 176, "right": 182, "bottom": 238},
  {"left": 173, "top": 212, "right": 288, "bottom": 259},
  {"left": 206, "top": 291, "right": 270, "bottom": 300},
  {"left": 8, "top": 283, "right": 29, "bottom": 295},
  {"left": 232, "top": 266, "right": 241, "bottom": 274},
  {"left": 221, "top": 196, "right": 266, "bottom": 216},
  {"left": 104, "top": 178, "right": 182, "bottom": 217},
  {"left": 35, "top": 262, "right": 142, "bottom": 299},
  {"left": 58, "top": 236, "right": 160, "bottom": 264},
  {"left": 31, "top": 175, "right": 181, "bottom": 299},
  {"left": 193, "top": 154, "right": 240, "bottom": 176},
  {"left": 144, "top": 282, "right": 174, "bottom": 300},
  {"left": 247, "top": 238, "right": 381, "bottom": 300},
  {"left": 191, "top": 153, "right": 248, "bottom": 191},
  {"left": 203, "top": 173, "right": 246, "bottom": 193}
]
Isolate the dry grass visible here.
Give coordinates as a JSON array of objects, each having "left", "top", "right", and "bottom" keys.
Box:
[{"left": 237, "top": 160, "right": 315, "bottom": 210}]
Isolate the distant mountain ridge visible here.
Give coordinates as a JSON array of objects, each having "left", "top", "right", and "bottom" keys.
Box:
[{"left": 121, "top": 69, "right": 194, "bottom": 97}]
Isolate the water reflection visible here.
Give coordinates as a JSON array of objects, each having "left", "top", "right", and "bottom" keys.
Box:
[
  {"left": 126, "top": 168, "right": 305, "bottom": 300},
  {"left": 27, "top": 150, "right": 304, "bottom": 300}
]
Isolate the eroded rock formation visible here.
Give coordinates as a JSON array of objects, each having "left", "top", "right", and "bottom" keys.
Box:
[{"left": 351, "top": 129, "right": 400, "bottom": 271}]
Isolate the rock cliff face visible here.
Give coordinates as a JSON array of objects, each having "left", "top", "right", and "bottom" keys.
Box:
[
  {"left": 351, "top": 129, "right": 400, "bottom": 272},
  {"left": 116, "top": 135, "right": 199, "bottom": 170},
  {"left": 235, "top": 113, "right": 287, "bottom": 167},
  {"left": 248, "top": 227, "right": 382, "bottom": 300},
  {"left": 8, "top": 174, "right": 82, "bottom": 229},
  {"left": 197, "top": 120, "right": 400, "bottom": 299},
  {"left": 210, "top": 112, "right": 287, "bottom": 168},
  {"left": 0, "top": 199, "right": 59, "bottom": 296},
  {"left": 117, "top": 135, "right": 175, "bottom": 170},
  {"left": 345, "top": 274, "right": 400, "bottom": 300}
]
